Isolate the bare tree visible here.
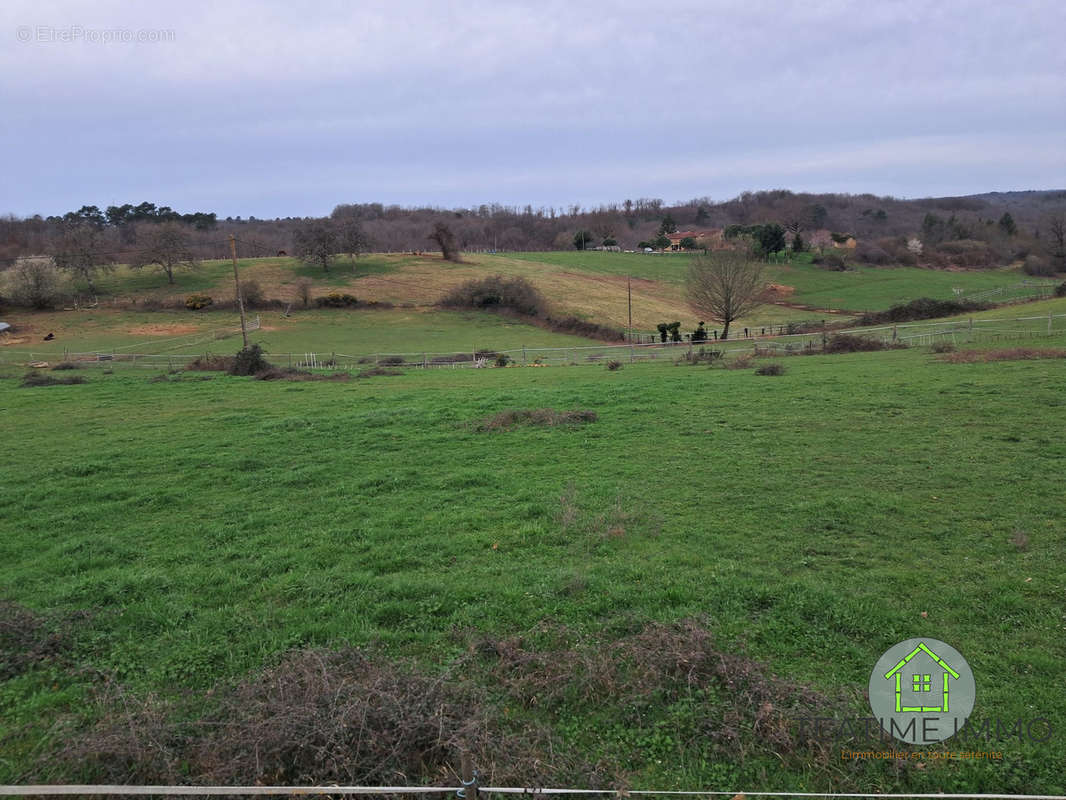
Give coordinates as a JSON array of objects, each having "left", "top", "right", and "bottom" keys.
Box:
[
  {"left": 51, "top": 222, "right": 113, "bottom": 294},
  {"left": 293, "top": 219, "right": 339, "bottom": 272},
  {"left": 1046, "top": 213, "right": 1066, "bottom": 270},
  {"left": 131, "top": 223, "right": 199, "bottom": 284},
  {"left": 338, "top": 218, "right": 371, "bottom": 262},
  {"left": 428, "top": 222, "right": 461, "bottom": 262},
  {"left": 685, "top": 250, "right": 765, "bottom": 340}
]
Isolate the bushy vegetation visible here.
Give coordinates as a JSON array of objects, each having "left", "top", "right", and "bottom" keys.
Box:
[
  {"left": 440, "top": 275, "right": 547, "bottom": 317},
  {"left": 230, "top": 344, "right": 270, "bottom": 376},
  {"left": 858, "top": 297, "right": 991, "bottom": 325},
  {"left": 19, "top": 371, "right": 87, "bottom": 387}
]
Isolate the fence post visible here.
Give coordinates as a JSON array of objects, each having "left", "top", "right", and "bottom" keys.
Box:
[
  {"left": 459, "top": 752, "right": 478, "bottom": 800},
  {"left": 522, "top": 345, "right": 527, "bottom": 365}
]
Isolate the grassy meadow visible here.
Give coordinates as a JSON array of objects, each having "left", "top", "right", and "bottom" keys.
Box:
[{"left": 1, "top": 339, "right": 1065, "bottom": 791}]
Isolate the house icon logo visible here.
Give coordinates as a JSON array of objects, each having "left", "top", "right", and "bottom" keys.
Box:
[{"left": 868, "top": 638, "right": 976, "bottom": 744}]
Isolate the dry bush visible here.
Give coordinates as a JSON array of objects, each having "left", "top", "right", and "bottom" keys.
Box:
[
  {"left": 439, "top": 275, "right": 546, "bottom": 317},
  {"left": 605, "top": 359, "right": 622, "bottom": 371},
  {"left": 754, "top": 363, "right": 785, "bottom": 376},
  {"left": 941, "top": 347, "right": 1066, "bottom": 364},
  {"left": 474, "top": 619, "right": 830, "bottom": 757},
  {"left": 930, "top": 341, "right": 956, "bottom": 353},
  {"left": 50, "top": 362, "right": 79, "bottom": 370},
  {"left": 0, "top": 601, "right": 80, "bottom": 680},
  {"left": 187, "top": 354, "right": 235, "bottom": 371},
  {"left": 19, "top": 371, "right": 87, "bottom": 387},
  {"left": 254, "top": 367, "right": 350, "bottom": 382},
  {"left": 1011, "top": 529, "right": 1030, "bottom": 552},
  {"left": 47, "top": 649, "right": 597, "bottom": 788},
  {"left": 823, "top": 334, "right": 905, "bottom": 354},
  {"left": 859, "top": 298, "right": 991, "bottom": 326},
  {"left": 542, "top": 315, "right": 625, "bottom": 341},
  {"left": 727, "top": 353, "right": 754, "bottom": 369},
  {"left": 357, "top": 367, "right": 404, "bottom": 378},
  {"left": 472, "top": 408, "right": 597, "bottom": 431}
]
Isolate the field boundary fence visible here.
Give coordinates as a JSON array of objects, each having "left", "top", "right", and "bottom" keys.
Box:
[{"left": 2, "top": 314, "right": 1064, "bottom": 371}]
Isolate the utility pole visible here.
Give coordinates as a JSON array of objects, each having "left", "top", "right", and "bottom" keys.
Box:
[
  {"left": 627, "top": 274, "right": 633, "bottom": 341},
  {"left": 230, "top": 235, "right": 249, "bottom": 348}
]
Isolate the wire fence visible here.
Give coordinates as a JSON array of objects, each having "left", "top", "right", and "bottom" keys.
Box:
[{"left": 2, "top": 314, "right": 1064, "bottom": 371}]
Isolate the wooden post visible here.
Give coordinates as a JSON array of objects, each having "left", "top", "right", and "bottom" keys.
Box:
[
  {"left": 460, "top": 752, "right": 478, "bottom": 800},
  {"left": 522, "top": 345, "right": 527, "bottom": 365},
  {"left": 230, "top": 235, "right": 249, "bottom": 349}
]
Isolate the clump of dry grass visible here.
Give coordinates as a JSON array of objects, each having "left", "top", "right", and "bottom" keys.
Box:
[
  {"left": 472, "top": 408, "right": 598, "bottom": 431},
  {"left": 254, "top": 367, "right": 350, "bottom": 382},
  {"left": 0, "top": 601, "right": 82, "bottom": 680},
  {"left": 941, "top": 347, "right": 1066, "bottom": 364},
  {"left": 19, "top": 371, "right": 86, "bottom": 387},
  {"left": 356, "top": 367, "right": 404, "bottom": 378}
]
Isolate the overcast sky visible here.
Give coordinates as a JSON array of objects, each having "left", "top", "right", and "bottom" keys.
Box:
[{"left": 2, "top": 0, "right": 1065, "bottom": 218}]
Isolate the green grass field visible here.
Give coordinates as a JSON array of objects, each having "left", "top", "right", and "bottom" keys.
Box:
[{"left": 2, "top": 341, "right": 1064, "bottom": 791}]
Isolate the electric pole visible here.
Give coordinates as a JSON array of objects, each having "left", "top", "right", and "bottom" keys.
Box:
[
  {"left": 627, "top": 274, "right": 633, "bottom": 341},
  {"left": 230, "top": 234, "right": 249, "bottom": 348}
]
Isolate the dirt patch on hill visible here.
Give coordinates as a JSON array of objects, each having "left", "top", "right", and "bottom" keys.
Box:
[
  {"left": 760, "top": 282, "right": 796, "bottom": 299},
  {"left": 127, "top": 324, "right": 201, "bottom": 336}
]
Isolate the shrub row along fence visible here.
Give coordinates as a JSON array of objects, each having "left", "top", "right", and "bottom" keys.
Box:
[{"left": 2, "top": 314, "right": 1064, "bottom": 371}]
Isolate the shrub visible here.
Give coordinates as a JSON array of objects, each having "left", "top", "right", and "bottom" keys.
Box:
[
  {"left": 187, "top": 354, "right": 234, "bottom": 371},
  {"left": 934, "top": 239, "right": 994, "bottom": 268},
  {"left": 823, "top": 334, "right": 904, "bottom": 353},
  {"left": 1055, "top": 282, "right": 1066, "bottom": 298},
  {"left": 51, "top": 362, "right": 78, "bottom": 370},
  {"left": 543, "top": 316, "right": 624, "bottom": 341},
  {"left": 931, "top": 341, "right": 956, "bottom": 353},
  {"left": 754, "top": 363, "right": 785, "bottom": 376},
  {"left": 5, "top": 257, "right": 64, "bottom": 309},
  {"left": 239, "top": 280, "right": 265, "bottom": 308},
  {"left": 439, "top": 275, "right": 546, "bottom": 317},
  {"left": 20, "top": 371, "right": 86, "bottom": 387},
  {"left": 855, "top": 241, "right": 891, "bottom": 265},
  {"left": 605, "top": 360, "right": 622, "bottom": 371},
  {"left": 727, "top": 353, "right": 754, "bottom": 369},
  {"left": 356, "top": 367, "right": 404, "bottom": 378},
  {"left": 678, "top": 348, "right": 724, "bottom": 366},
  {"left": 377, "top": 356, "right": 405, "bottom": 366},
  {"left": 229, "top": 344, "right": 269, "bottom": 376},
  {"left": 812, "top": 251, "right": 849, "bottom": 270},
  {"left": 315, "top": 292, "right": 358, "bottom": 308},
  {"left": 494, "top": 353, "right": 511, "bottom": 367},
  {"left": 185, "top": 294, "right": 213, "bottom": 311},
  {"left": 859, "top": 297, "right": 991, "bottom": 325},
  {"left": 1022, "top": 255, "right": 1057, "bottom": 277},
  {"left": 473, "top": 408, "right": 597, "bottom": 431},
  {"left": 293, "top": 278, "right": 313, "bottom": 308}
]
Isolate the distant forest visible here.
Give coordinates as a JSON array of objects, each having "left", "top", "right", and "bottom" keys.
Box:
[{"left": 2, "top": 190, "right": 1065, "bottom": 273}]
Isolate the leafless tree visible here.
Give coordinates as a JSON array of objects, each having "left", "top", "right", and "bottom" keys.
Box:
[
  {"left": 51, "top": 222, "right": 113, "bottom": 293},
  {"left": 685, "top": 249, "right": 766, "bottom": 340},
  {"left": 338, "top": 218, "right": 371, "bottom": 262},
  {"left": 429, "top": 222, "right": 461, "bottom": 262},
  {"left": 1046, "top": 213, "right": 1066, "bottom": 270},
  {"left": 131, "top": 223, "right": 199, "bottom": 284},
  {"left": 293, "top": 219, "right": 339, "bottom": 272}
]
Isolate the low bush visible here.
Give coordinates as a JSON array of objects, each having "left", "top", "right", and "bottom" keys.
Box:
[
  {"left": 930, "top": 341, "right": 956, "bottom": 353},
  {"left": 1056, "top": 282, "right": 1066, "bottom": 298},
  {"left": 19, "top": 371, "right": 87, "bottom": 387},
  {"left": 1023, "top": 255, "right": 1057, "bottom": 277},
  {"left": 934, "top": 239, "right": 994, "bottom": 268},
  {"left": 4, "top": 257, "right": 65, "bottom": 309},
  {"left": 377, "top": 356, "right": 405, "bottom": 366},
  {"left": 440, "top": 275, "right": 546, "bottom": 317},
  {"left": 754, "top": 363, "right": 785, "bottom": 376},
  {"left": 858, "top": 297, "right": 991, "bottom": 325},
  {"left": 229, "top": 344, "right": 270, "bottom": 376},
  {"left": 315, "top": 292, "right": 359, "bottom": 308},
  {"left": 677, "top": 348, "right": 724, "bottom": 366},
  {"left": 187, "top": 354, "right": 234, "bottom": 371},
  {"left": 542, "top": 315, "right": 625, "bottom": 341},
  {"left": 811, "top": 251, "right": 849, "bottom": 270},
  {"left": 185, "top": 294, "right": 213, "bottom": 310},
  {"left": 51, "top": 362, "right": 79, "bottom": 370},
  {"left": 254, "top": 367, "right": 350, "bottom": 382},
  {"left": 823, "top": 334, "right": 904, "bottom": 353},
  {"left": 940, "top": 347, "right": 1066, "bottom": 364},
  {"left": 473, "top": 408, "right": 597, "bottom": 431},
  {"left": 494, "top": 353, "right": 511, "bottom": 367},
  {"left": 605, "top": 359, "right": 622, "bottom": 371},
  {"left": 356, "top": 367, "right": 404, "bottom": 379}
]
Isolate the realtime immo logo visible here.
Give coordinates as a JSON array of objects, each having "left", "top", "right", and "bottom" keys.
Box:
[{"left": 868, "top": 638, "right": 976, "bottom": 744}]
